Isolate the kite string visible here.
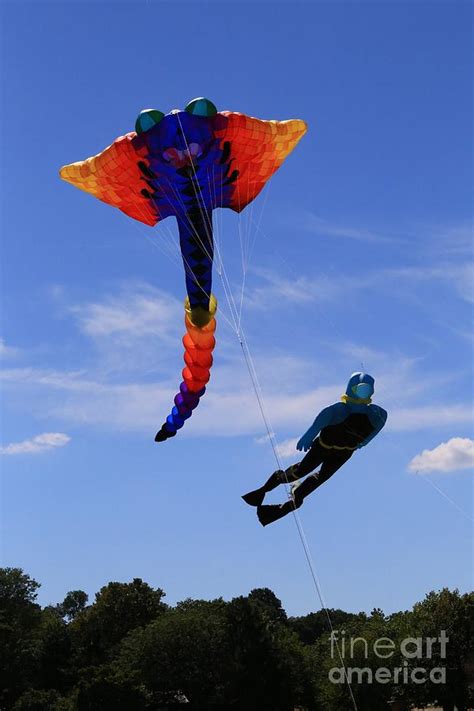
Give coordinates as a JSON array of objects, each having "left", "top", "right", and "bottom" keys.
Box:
[
  {"left": 131, "top": 151, "right": 246, "bottom": 337},
  {"left": 200, "top": 191, "right": 359, "bottom": 710},
  {"left": 147, "top": 194, "right": 360, "bottom": 709},
  {"left": 237, "top": 164, "right": 268, "bottom": 331},
  {"left": 168, "top": 123, "right": 358, "bottom": 707},
  {"left": 128, "top": 207, "right": 238, "bottom": 335},
  {"left": 147, "top": 197, "right": 474, "bottom": 534},
  {"left": 175, "top": 112, "right": 267, "bottom": 350},
  {"left": 416, "top": 469, "right": 473, "bottom": 523},
  {"left": 173, "top": 115, "right": 244, "bottom": 339},
  {"left": 243, "top": 217, "right": 473, "bottom": 525},
  {"left": 175, "top": 116, "right": 234, "bottom": 302},
  {"left": 227, "top": 324, "right": 359, "bottom": 711},
  {"left": 129, "top": 131, "right": 248, "bottom": 343},
  {"left": 233, "top": 329, "right": 358, "bottom": 711},
  {"left": 201, "top": 144, "right": 467, "bottom": 711}
]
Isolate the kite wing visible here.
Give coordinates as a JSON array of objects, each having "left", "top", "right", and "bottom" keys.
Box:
[
  {"left": 214, "top": 111, "right": 307, "bottom": 212},
  {"left": 60, "top": 133, "right": 162, "bottom": 226}
]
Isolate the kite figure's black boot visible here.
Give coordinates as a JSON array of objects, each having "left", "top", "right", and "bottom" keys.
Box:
[
  {"left": 257, "top": 472, "right": 320, "bottom": 526},
  {"left": 241, "top": 470, "right": 285, "bottom": 507}
]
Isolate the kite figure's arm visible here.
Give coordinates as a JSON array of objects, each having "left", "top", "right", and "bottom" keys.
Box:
[{"left": 296, "top": 405, "right": 341, "bottom": 452}]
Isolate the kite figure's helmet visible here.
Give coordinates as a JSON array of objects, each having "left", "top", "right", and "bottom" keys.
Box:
[{"left": 346, "top": 372, "right": 375, "bottom": 401}]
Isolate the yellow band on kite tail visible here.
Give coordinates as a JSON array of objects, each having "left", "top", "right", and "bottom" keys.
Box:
[{"left": 154, "top": 297, "right": 217, "bottom": 442}]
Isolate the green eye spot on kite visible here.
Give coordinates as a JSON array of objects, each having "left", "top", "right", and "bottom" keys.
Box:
[
  {"left": 135, "top": 109, "right": 165, "bottom": 134},
  {"left": 185, "top": 97, "right": 218, "bottom": 117}
]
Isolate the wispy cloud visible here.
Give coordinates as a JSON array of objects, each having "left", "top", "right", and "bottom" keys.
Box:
[
  {"left": 71, "top": 282, "right": 182, "bottom": 343},
  {"left": 0, "top": 360, "right": 334, "bottom": 436},
  {"left": 244, "top": 267, "right": 339, "bottom": 309},
  {"left": 1, "top": 367, "right": 105, "bottom": 393},
  {"left": 329, "top": 343, "right": 441, "bottom": 404},
  {"left": 387, "top": 264, "right": 474, "bottom": 304},
  {"left": 430, "top": 222, "right": 473, "bottom": 257},
  {"left": 390, "top": 405, "right": 473, "bottom": 431},
  {"left": 302, "top": 215, "right": 473, "bottom": 258},
  {"left": 0, "top": 339, "right": 19, "bottom": 359},
  {"left": 241, "top": 258, "right": 474, "bottom": 315},
  {"left": 0, "top": 366, "right": 172, "bottom": 432},
  {"left": 254, "top": 435, "right": 298, "bottom": 459},
  {"left": 301, "top": 213, "right": 396, "bottom": 243},
  {"left": 276, "top": 438, "right": 298, "bottom": 459},
  {"left": 344, "top": 263, "right": 474, "bottom": 305},
  {"left": 255, "top": 435, "right": 298, "bottom": 460},
  {"left": 408, "top": 437, "right": 474, "bottom": 473},
  {"left": 66, "top": 282, "right": 185, "bottom": 375},
  {"left": 2, "top": 356, "right": 471, "bottom": 439},
  {"left": 1, "top": 281, "right": 471, "bottom": 441},
  {"left": 1, "top": 432, "right": 71, "bottom": 456}
]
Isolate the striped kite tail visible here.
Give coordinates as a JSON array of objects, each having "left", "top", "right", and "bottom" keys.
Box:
[{"left": 154, "top": 296, "right": 217, "bottom": 442}]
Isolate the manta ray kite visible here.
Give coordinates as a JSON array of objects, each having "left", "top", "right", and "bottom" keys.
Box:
[{"left": 60, "top": 97, "right": 307, "bottom": 442}]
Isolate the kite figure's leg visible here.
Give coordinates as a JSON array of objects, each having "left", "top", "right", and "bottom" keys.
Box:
[
  {"left": 257, "top": 447, "right": 353, "bottom": 526},
  {"left": 241, "top": 440, "right": 325, "bottom": 507},
  {"left": 242, "top": 470, "right": 286, "bottom": 507},
  {"left": 257, "top": 474, "right": 320, "bottom": 526}
]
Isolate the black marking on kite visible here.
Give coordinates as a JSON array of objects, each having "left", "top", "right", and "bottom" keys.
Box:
[
  {"left": 138, "top": 161, "right": 158, "bottom": 180},
  {"left": 220, "top": 141, "right": 231, "bottom": 165}
]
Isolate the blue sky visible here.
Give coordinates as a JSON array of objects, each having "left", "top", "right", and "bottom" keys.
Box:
[{"left": 1, "top": 0, "right": 472, "bottom": 616}]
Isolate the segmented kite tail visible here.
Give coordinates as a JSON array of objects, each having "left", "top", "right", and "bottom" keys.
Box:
[{"left": 154, "top": 298, "right": 217, "bottom": 442}]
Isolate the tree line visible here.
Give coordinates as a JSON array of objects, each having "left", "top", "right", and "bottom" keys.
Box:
[{"left": 1, "top": 568, "right": 472, "bottom": 710}]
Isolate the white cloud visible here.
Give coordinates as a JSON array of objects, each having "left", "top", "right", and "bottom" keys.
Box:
[
  {"left": 302, "top": 216, "right": 474, "bottom": 258},
  {"left": 4, "top": 357, "right": 471, "bottom": 440},
  {"left": 276, "top": 438, "right": 298, "bottom": 459},
  {"left": 302, "top": 213, "right": 394, "bottom": 243},
  {"left": 0, "top": 361, "right": 336, "bottom": 436},
  {"left": 66, "top": 283, "right": 187, "bottom": 376},
  {"left": 390, "top": 405, "right": 473, "bottom": 431},
  {"left": 431, "top": 222, "right": 473, "bottom": 256},
  {"left": 1, "top": 432, "right": 71, "bottom": 456},
  {"left": 71, "top": 283, "right": 182, "bottom": 343},
  {"left": 242, "top": 258, "right": 474, "bottom": 314},
  {"left": 241, "top": 267, "right": 339, "bottom": 311},
  {"left": 0, "top": 339, "right": 19, "bottom": 358},
  {"left": 254, "top": 435, "right": 298, "bottom": 459},
  {"left": 388, "top": 264, "right": 474, "bottom": 304},
  {"left": 268, "top": 214, "right": 473, "bottom": 304},
  {"left": 452, "top": 264, "right": 474, "bottom": 304},
  {"left": 0, "top": 367, "right": 105, "bottom": 393},
  {"left": 1, "top": 281, "right": 471, "bottom": 441},
  {"left": 408, "top": 437, "right": 474, "bottom": 473}
]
